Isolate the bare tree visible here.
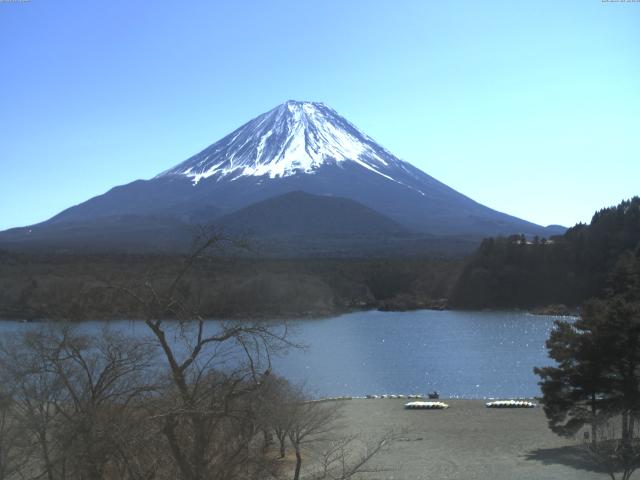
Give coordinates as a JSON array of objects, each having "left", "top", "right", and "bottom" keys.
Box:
[
  {"left": 280, "top": 392, "right": 395, "bottom": 480},
  {"left": 0, "top": 330, "right": 68, "bottom": 480},
  {"left": 256, "top": 375, "right": 297, "bottom": 459},
  {"left": 115, "top": 232, "right": 293, "bottom": 480},
  {"left": 0, "top": 231, "right": 390, "bottom": 480},
  {"left": 0, "top": 326, "right": 158, "bottom": 480},
  {"left": 309, "top": 434, "right": 394, "bottom": 480},
  {"left": 582, "top": 414, "right": 640, "bottom": 480},
  {"left": 287, "top": 398, "right": 342, "bottom": 480},
  {"left": 0, "top": 387, "right": 28, "bottom": 480}
]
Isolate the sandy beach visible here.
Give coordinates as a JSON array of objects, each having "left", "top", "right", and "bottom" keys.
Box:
[{"left": 312, "top": 399, "right": 606, "bottom": 480}]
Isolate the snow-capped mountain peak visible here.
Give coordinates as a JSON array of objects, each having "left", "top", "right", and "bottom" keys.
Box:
[
  {"left": 1, "top": 100, "right": 562, "bottom": 251},
  {"left": 158, "top": 100, "right": 406, "bottom": 185}
]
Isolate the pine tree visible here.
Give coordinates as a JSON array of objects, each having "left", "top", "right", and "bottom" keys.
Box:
[{"left": 535, "top": 293, "right": 640, "bottom": 479}]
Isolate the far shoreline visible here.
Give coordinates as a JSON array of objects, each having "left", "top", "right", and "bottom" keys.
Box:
[{"left": 0, "top": 303, "right": 580, "bottom": 323}]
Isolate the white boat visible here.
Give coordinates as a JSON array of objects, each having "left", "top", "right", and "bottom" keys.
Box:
[
  {"left": 485, "top": 400, "right": 536, "bottom": 408},
  {"left": 404, "top": 401, "right": 449, "bottom": 410}
]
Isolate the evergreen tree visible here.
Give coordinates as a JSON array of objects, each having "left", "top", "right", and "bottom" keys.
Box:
[
  {"left": 453, "top": 196, "right": 640, "bottom": 309},
  {"left": 534, "top": 302, "right": 611, "bottom": 442},
  {"left": 535, "top": 268, "right": 640, "bottom": 479}
]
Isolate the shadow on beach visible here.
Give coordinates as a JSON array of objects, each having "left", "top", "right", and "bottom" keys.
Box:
[{"left": 524, "top": 445, "right": 609, "bottom": 475}]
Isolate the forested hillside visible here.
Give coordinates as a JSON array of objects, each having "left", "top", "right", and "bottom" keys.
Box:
[
  {"left": 451, "top": 197, "right": 640, "bottom": 309},
  {"left": 3, "top": 198, "right": 638, "bottom": 320},
  {"left": 0, "top": 252, "right": 461, "bottom": 320}
]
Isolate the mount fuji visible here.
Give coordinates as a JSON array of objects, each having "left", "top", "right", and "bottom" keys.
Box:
[{"left": 0, "top": 100, "right": 564, "bottom": 254}]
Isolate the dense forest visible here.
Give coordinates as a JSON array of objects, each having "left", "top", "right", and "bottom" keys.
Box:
[
  {"left": 0, "top": 251, "right": 461, "bottom": 320},
  {"left": 2, "top": 197, "right": 639, "bottom": 320},
  {"left": 451, "top": 197, "right": 640, "bottom": 309}
]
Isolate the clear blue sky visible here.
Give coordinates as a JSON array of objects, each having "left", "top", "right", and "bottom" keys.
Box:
[{"left": 1, "top": 0, "right": 638, "bottom": 231}]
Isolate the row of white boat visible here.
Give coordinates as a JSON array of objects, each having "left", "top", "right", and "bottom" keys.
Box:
[
  {"left": 366, "top": 394, "right": 425, "bottom": 399},
  {"left": 310, "top": 396, "right": 537, "bottom": 409},
  {"left": 310, "top": 394, "right": 426, "bottom": 402},
  {"left": 405, "top": 400, "right": 538, "bottom": 410},
  {"left": 405, "top": 401, "right": 450, "bottom": 409},
  {"left": 485, "top": 400, "right": 537, "bottom": 408}
]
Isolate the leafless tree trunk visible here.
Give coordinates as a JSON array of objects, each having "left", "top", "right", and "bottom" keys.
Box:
[
  {"left": 276, "top": 429, "right": 288, "bottom": 459},
  {"left": 286, "top": 397, "right": 342, "bottom": 480},
  {"left": 283, "top": 395, "right": 395, "bottom": 480},
  {"left": 0, "top": 325, "right": 158, "bottom": 480},
  {"left": 309, "top": 434, "right": 395, "bottom": 480},
  {"left": 582, "top": 413, "right": 640, "bottom": 480},
  {"left": 115, "top": 231, "right": 294, "bottom": 480},
  {"left": 0, "top": 389, "right": 28, "bottom": 480}
]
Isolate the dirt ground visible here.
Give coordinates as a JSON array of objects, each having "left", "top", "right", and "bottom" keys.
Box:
[{"left": 308, "top": 399, "right": 608, "bottom": 480}]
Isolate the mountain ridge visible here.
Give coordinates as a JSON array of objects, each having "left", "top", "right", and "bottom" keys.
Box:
[{"left": 0, "top": 100, "right": 565, "bottom": 254}]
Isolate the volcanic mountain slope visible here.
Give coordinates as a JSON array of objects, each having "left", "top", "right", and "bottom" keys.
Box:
[
  {"left": 214, "top": 191, "right": 436, "bottom": 256},
  {"left": 217, "top": 191, "right": 410, "bottom": 238},
  {"left": 0, "top": 100, "right": 564, "bottom": 253}
]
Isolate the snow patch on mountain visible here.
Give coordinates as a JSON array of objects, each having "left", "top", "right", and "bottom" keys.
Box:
[{"left": 158, "top": 100, "right": 417, "bottom": 190}]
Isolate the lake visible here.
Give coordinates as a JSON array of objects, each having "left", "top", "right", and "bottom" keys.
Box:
[{"left": 0, "top": 310, "right": 568, "bottom": 399}]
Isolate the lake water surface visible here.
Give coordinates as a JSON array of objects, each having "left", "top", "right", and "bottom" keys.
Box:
[{"left": 0, "top": 310, "right": 568, "bottom": 399}]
